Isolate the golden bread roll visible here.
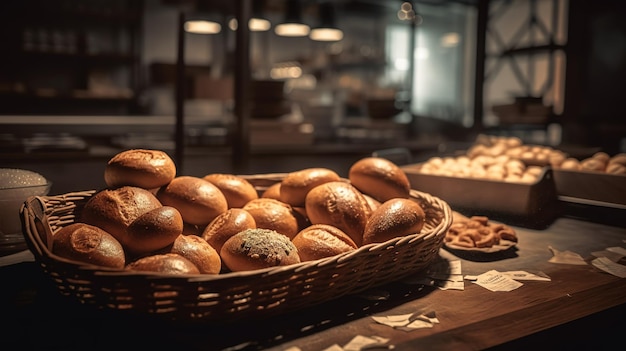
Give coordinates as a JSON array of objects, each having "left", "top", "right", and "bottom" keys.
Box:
[
  {"left": 201, "top": 208, "right": 257, "bottom": 253},
  {"left": 261, "top": 182, "right": 282, "bottom": 200},
  {"left": 80, "top": 186, "right": 163, "bottom": 250},
  {"left": 203, "top": 173, "right": 259, "bottom": 208},
  {"left": 156, "top": 176, "right": 228, "bottom": 226},
  {"left": 169, "top": 234, "right": 221, "bottom": 274},
  {"left": 609, "top": 153, "right": 626, "bottom": 167},
  {"left": 606, "top": 163, "right": 626, "bottom": 175},
  {"left": 560, "top": 158, "right": 581, "bottom": 170},
  {"left": 242, "top": 198, "right": 300, "bottom": 239},
  {"left": 304, "top": 181, "right": 372, "bottom": 246},
  {"left": 52, "top": 223, "right": 125, "bottom": 269},
  {"left": 126, "top": 205, "right": 183, "bottom": 255},
  {"left": 126, "top": 253, "right": 200, "bottom": 274},
  {"left": 220, "top": 228, "right": 301, "bottom": 272},
  {"left": 348, "top": 157, "right": 411, "bottom": 202},
  {"left": 362, "top": 198, "right": 426, "bottom": 245},
  {"left": 279, "top": 167, "right": 341, "bottom": 207},
  {"left": 292, "top": 224, "right": 357, "bottom": 261},
  {"left": 580, "top": 158, "right": 606, "bottom": 172},
  {"left": 104, "top": 149, "right": 176, "bottom": 189}
]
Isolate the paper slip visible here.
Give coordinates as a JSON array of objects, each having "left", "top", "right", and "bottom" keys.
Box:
[
  {"left": 341, "top": 336, "right": 391, "bottom": 351},
  {"left": 372, "top": 311, "right": 439, "bottom": 332},
  {"left": 500, "top": 271, "right": 551, "bottom": 281},
  {"left": 548, "top": 246, "right": 588, "bottom": 265},
  {"left": 607, "top": 247, "right": 626, "bottom": 256},
  {"left": 591, "top": 257, "right": 626, "bottom": 278},
  {"left": 472, "top": 270, "right": 524, "bottom": 292}
]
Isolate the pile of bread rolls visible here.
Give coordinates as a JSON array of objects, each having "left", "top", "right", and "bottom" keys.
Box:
[
  {"left": 554, "top": 152, "right": 626, "bottom": 175},
  {"left": 51, "top": 149, "right": 428, "bottom": 275}
]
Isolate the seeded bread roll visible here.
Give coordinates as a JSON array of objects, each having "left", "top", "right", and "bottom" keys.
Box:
[
  {"left": 202, "top": 208, "right": 257, "bottom": 253},
  {"left": 104, "top": 149, "right": 176, "bottom": 189},
  {"left": 169, "top": 234, "right": 221, "bottom": 274},
  {"left": 157, "top": 176, "right": 228, "bottom": 226},
  {"left": 80, "top": 186, "right": 163, "bottom": 250},
  {"left": 126, "top": 253, "right": 200, "bottom": 274},
  {"left": 279, "top": 168, "right": 341, "bottom": 207},
  {"left": 292, "top": 224, "right": 357, "bottom": 261},
  {"left": 203, "top": 173, "right": 259, "bottom": 208},
  {"left": 304, "top": 181, "right": 372, "bottom": 247},
  {"left": 362, "top": 198, "right": 426, "bottom": 245},
  {"left": 220, "top": 228, "right": 301, "bottom": 272},
  {"left": 349, "top": 157, "right": 411, "bottom": 203},
  {"left": 52, "top": 223, "right": 125, "bottom": 269},
  {"left": 242, "top": 198, "right": 300, "bottom": 239}
]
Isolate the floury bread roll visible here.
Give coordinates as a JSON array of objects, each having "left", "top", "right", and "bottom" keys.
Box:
[
  {"left": 220, "top": 228, "right": 301, "bottom": 272},
  {"left": 203, "top": 173, "right": 258, "bottom": 208},
  {"left": 279, "top": 167, "right": 341, "bottom": 207},
  {"left": 291, "top": 224, "right": 357, "bottom": 261},
  {"left": 362, "top": 198, "right": 426, "bottom": 245},
  {"left": 81, "top": 187, "right": 183, "bottom": 256},
  {"left": 305, "top": 181, "right": 372, "bottom": 246},
  {"left": 126, "top": 253, "right": 200, "bottom": 274},
  {"left": 52, "top": 223, "right": 125, "bottom": 269},
  {"left": 202, "top": 208, "right": 257, "bottom": 253},
  {"left": 169, "top": 234, "right": 221, "bottom": 274},
  {"left": 157, "top": 176, "right": 228, "bottom": 226},
  {"left": 349, "top": 157, "right": 411, "bottom": 202},
  {"left": 104, "top": 149, "right": 176, "bottom": 189}
]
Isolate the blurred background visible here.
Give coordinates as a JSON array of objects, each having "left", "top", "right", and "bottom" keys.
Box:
[{"left": 1, "top": 0, "right": 624, "bottom": 194}]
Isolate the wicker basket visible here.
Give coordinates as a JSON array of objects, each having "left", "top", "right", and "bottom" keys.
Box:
[{"left": 20, "top": 173, "right": 452, "bottom": 324}]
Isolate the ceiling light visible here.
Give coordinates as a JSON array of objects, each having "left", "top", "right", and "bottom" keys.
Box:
[
  {"left": 275, "top": 0, "right": 310, "bottom": 37},
  {"left": 184, "top": 20, "right": 221, "bottom": 34},
  {"left": 310, "top": 2, "right": 343, "bottom": 42}
]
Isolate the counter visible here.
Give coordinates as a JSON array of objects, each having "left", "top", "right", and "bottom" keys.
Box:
[{"left": 2, "top": 214, "right": 624, "bottom": 350}]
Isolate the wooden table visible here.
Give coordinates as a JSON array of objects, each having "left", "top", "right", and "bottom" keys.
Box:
[{"left": 1, "top": 215, "right": 624, "bottom": 350}]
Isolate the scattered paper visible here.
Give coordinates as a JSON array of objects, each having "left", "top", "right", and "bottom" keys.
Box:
[
  {"left": 591, "top": 257, "right": 626, "bottom": 278},
  {"left": 404, "top": 260, "right": 464, "bottom": 290},
  {"left": 342, "top": 336, "right": 391, "bottom": 351},
  {"left": 607, "top": 247, "right": 626, "bottom": 256},
  {"left": 591, "top": 249, "right": 625, "bottom": 263},
  {"left": 372, "top": 311, "right": 439, "bottom": 332},
  {"left": 472, "top": 270, "right": 524, "bottom": 292},
  {"left": 500, "top": 271, "right": 551, "bottom": 282},
  {"left": 548, "top": 246, "right": 588, "bottom": 265}
]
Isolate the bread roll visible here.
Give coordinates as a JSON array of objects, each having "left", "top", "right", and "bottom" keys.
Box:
[
  {"left": 126, "top": 206, "right": 183, "bottom": 255},
  {"left": 203, "top": 173, "right": 258, "bottom": 208},
  {"left": 80, "top": 186, "right": 162, "bottom": 249},
  {"left": 304, "top": 181, "right": 372, "bottom": 246},
  {"left": 169, "top": 234, "right": 221, "bottom": 274},
  {"left": 126, "top": 253, "right": 200, "bottom": 274},
  {"left": 261, "top": 182, "right": 282, "bottom": 200},
  {"left": 242, "top": 198, "right": 300, "bottom": 239},
  {"left": 201, "top": 208, "right": 256, "bottom": 253},
  {"left": 220, "top": 228, "right": 300, "bottom": 272},
  {"left": 362, "top": 198, "right": 426, "bottom": 245},
  {"left": 52, "top": 223, "right": 125, "bottom": 269},
  {"left": 156, "top": 176, "right": 228, "bottom": 226},
  {"left": 292, "top": 224, "right": 357, "bottom": 261},
  {"left": 104, "top": 149, "right": 176, "bottom": 189},
  {"left": 349, "top": 157, "right": 411, "bottom": 202},
  {"left": 279, "top": 168, "right": 341, "bottom": 207}
]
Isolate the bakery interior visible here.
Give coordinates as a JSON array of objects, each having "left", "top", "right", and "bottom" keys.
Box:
[{"left": 1, "top": 0, "right": 625, "bottom": 350}]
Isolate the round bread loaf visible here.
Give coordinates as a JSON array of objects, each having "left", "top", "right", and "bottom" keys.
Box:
[
  {"left": 126, "top": 253, "right": 200, "bottom": 274},
  {"left": 304, "top": 181, "right": 372, "bottom": 246},
  {"left": 348, "top": 157, "right": 411, "bottom": 202},
  {"left": 261, "top": 182, "right": 282, "bottom": 200},
  {"left": 169, "top": 234, "right": 221, "bottom": 274},
  {"left": 201, "top": 208, "right": 257, "bottom": 253},
  {"left": 292, "top": 224, "right": 357, "bottom": 261},
  {"left": 362, "top": 198, "right": 426, "bottom": 245},
  {"left": 80, "top": 186, "right": 163, "bottom": 249},
  {"left": 126, "top": 205, "right": 183, "bottom": 255},
  {"left": 220, "top": 228, "right": 301, "bottom": 272},
  {"left": 203, "top": 173, "right": 259, "bottom": 208},
  {"left": 242, "top": 198, "right": 300, "bottom": 239},
  {"left": 52, "top": 223, "right": 125, "bottom": 269},
  {"left": 279, "top": 167, "right": 341, "bottom": 207},
  {"left": 156, "top": 176, "right": 228, "bottom": 226},
  {"left": 104, "top": 149, "right": 176, "bottom": 189}
]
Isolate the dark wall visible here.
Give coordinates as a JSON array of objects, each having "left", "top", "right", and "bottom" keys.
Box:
[{"left": 563, "top": 0, "right": 626, "bottom": 153}]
